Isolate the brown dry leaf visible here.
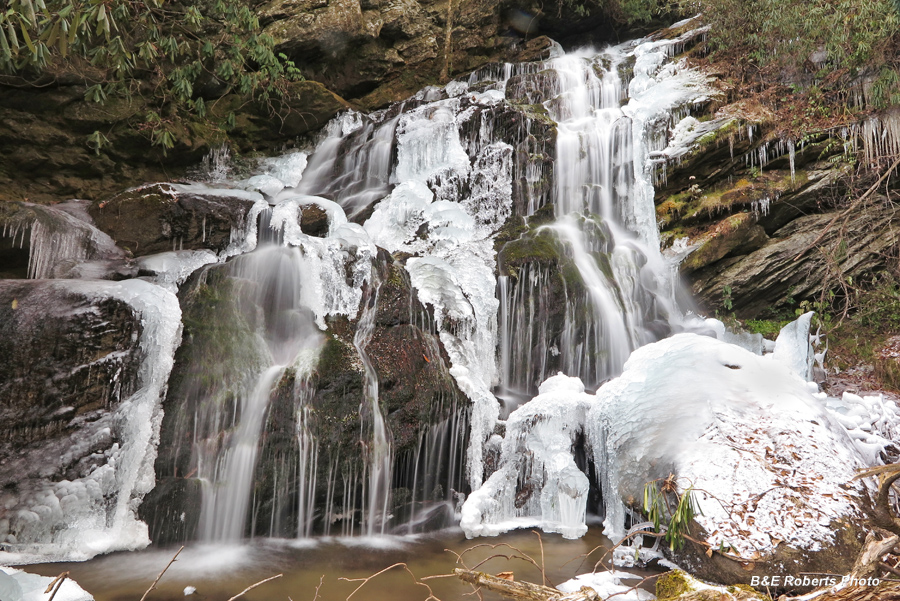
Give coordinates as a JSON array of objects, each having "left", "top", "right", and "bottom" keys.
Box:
[{"left": 496, "top": 572, "right": 515, "bottom": 581}]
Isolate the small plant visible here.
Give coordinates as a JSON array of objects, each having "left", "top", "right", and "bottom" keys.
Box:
[
  {"left": 643, "top": 475, "right": 703, "bottom": 551},
  {"left": 722, "top": 285, "right": 733, "bottom": 311}
]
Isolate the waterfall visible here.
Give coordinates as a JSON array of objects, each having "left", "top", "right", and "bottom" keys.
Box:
[
  {"left": 0, "top": 23, "right": 724, "bottom": 562},
  {"left": 182, "top": 29, "right": 712, "bottom": 541},
  {"left": 352, "top": 276, "right": 394, "bottom": 536},
  {"left": 196, "top": 246, "right": 325, "bottom": 542}
]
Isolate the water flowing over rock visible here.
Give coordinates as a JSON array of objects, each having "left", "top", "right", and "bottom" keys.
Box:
[{"left": 3, "top": 17, "right": 899, "bottom": 588}]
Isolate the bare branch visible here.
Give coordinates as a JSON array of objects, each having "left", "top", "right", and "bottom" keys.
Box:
[
  {"left": 140, "top": 546, "right": 184, "bottom": 601},
  {"left": 45, "top": 572, "right": 69, "bottom": 601},
  {"left": 225, "top": 574, "right": 283, "bottom": 601}
]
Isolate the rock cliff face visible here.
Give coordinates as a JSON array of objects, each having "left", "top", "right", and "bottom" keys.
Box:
[
  {"left": 656, "top": 116, "right": 900, "bottom": 320},
  {"left": 0, "top": 0, "right": 586, "bottom": 204}
]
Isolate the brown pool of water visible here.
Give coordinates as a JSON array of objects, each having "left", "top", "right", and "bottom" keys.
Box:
[{"left": 25, "top": 528, "right": 663, "bottom": 601}]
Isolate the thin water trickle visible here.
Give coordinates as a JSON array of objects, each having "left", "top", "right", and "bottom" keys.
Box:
[{"left": 352, "top": 275, "right": 394, "bottom": 536}]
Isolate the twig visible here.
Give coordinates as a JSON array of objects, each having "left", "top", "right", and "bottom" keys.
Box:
[
  {"left": 44, "top": 572, "right": 69, "bottom": 601},
  {"left": 225, "top": 574, "right": 283, "bottom": 601},
  {"left": 794, "top": 155, "right": 900, "bottom": 262},
  {"left": 311, "top": 574, "right": 325, "bottom": 601},
  {"left": 880, "top": 561, "right": 900, "bottom": 579},
  {"left": 532, "top": 530, "right": 547, "bottom": 587},
  {"left": 139, "top": 546, "right": 184, "bottom": 601},
  {"left": 339, "top": 562, "right": 439, "bottom": 601},
  {"left": 604, "top": 573, "right": 663, "bottom": 601}
]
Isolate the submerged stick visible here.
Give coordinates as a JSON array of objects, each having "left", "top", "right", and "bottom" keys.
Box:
[{"left": 139, "top": 546, "right": 184, "bottom": 601}]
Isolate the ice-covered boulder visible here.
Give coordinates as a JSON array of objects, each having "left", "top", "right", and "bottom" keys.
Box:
[
  {"left": 461, "top": 373, "right": 595, "bottom": 539},
  {"left": 0, "top": 567, "right": 93, "bottom": 601},
  {"left": 0, "top": 279, "right": 182, "bottom": 563},
  {"left": 590, "top": 333, "right": 869, "bottom": 585}
]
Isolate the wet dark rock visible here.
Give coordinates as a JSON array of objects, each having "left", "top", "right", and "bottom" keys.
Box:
[
  {"left": 0, "top": 280, "right": 142, "bottom": 488},
  {"left": 148, "top": 262, "right": 271, "bottom": 542},
  {"left": 300, "top": 204, "right": 330, "bottom": 237},
  {"left": 89, "top": 183, "right": 261, "bottom": 257}
]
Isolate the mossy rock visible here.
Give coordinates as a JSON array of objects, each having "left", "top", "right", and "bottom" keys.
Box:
[
  {"left": 680, "top": 212, "right": 769, "bottom": 275},
  {"left": 656, "top": 570, "right": 770, "bottom": 601}
]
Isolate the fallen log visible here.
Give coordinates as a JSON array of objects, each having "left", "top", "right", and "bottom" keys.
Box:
[{"left": 453, "top": 568, "right": 600, "bottom": 600}]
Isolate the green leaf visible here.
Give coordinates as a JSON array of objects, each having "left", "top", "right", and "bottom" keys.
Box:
[
  {"left": 21, "top": 0, "right": 36, "bottom": 27},
  {"left": 0, "top": 26, "right": 10, "bottom": 58},
  {"left": 7, "top": 21, "right": 19, "bottom": 51}
]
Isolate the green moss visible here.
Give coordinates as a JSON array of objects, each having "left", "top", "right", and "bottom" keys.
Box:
[
  {"left": 655, "top": 570, "right": 695, "bottom": 600},
  {"left": 499, "top": 228, "right": 564, "bottom": 276},
  {"left": 527, "top": 202, "right": 556, "bottom": 226},
  {"left": 726, "top": 583, "right": 770, "bottom": 600},
  {"left": 493, "top": 215, "right": 529, "bottom": 253},
  {"left": 744, "top": 318, "right": 789, "bottom": 338}
]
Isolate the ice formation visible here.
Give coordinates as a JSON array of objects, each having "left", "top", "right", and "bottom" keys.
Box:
[
  {"left": 461, "top": 374, "right": 595, "bottom": 539},
  {"left": 0, "top": 567, "right": 94, "bottom": 601},
  {"left": 589, "top": 333, "right": 869, "bottom": 558},
  {"left": 557, "top": 570, "right": 655, "bottom": 601},
  {"left": 1, "top": 280, "right": 182, "bottom": 564}
]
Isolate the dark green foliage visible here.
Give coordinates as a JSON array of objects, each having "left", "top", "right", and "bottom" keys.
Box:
[{"left": 0, "top": 0, "right": 303, "bottom": 150}]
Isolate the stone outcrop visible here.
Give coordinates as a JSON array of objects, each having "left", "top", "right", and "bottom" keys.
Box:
[
  {"left": 0, "top": 75, "right": 352, "bottom": 203},
  {"left": 88, "top": 183, "right": 263, "bottom": 257},
  {"left": 657, "top": 112, "right": 900, "bottom": 319}
]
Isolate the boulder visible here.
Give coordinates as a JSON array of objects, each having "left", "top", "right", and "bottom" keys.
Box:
[
  {"left": 89, "top": 183, "right": 266, "bottom": 258},
  {"left": 0, "top": 279, "right": 181, "bottom": 560},
  {"left": 590, "top": 333, "right": 869, "bottom": 587}
]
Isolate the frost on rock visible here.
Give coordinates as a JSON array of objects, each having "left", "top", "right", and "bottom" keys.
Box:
[
  {"left": 590, "top": 333, "right": 868, "bottom": 560},
  {"left": 821, "top": 391, "right": 900, "bottom": 467},
  {"left": 1, "top": 202, "right": 126, "bottom": 280},
  {"left": 461, "top": 374, "right": 594, "bottom": 539},
  {"left": 359, "top": 95, "right": 508, "bottom": 492},
  {"left": 136, "top": 250, "right": 219, "bottom": 293},
  {"left": 0, "top": 280, "right": 182, "bottom": 564}
]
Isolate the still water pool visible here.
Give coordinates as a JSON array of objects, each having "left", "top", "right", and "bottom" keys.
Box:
[{"left": 26, "top": 528, "right": 660, "bottom": 600}]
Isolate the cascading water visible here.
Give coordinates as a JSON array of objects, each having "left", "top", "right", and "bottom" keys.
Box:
[
  {"left": 352, "top": 276, "right": 394, "bottom": 536},
  {"left": 1, "top": 22, "right": 724, "bottom": 564},
  {"left": 181, "top": 27, "right": 711, "bottom": 542},
  {"left": 197, "top": 246, "right": 324, "bottom": 542}
]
